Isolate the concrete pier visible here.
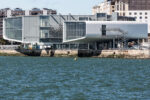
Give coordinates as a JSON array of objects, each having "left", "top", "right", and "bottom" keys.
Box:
[{"left": 0, "top": 49, "right": 150, "bottom": 59}]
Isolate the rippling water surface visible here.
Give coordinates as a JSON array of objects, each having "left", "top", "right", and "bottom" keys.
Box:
[{"left": 0, "top": 56, "right": 150, "bottom": 100}]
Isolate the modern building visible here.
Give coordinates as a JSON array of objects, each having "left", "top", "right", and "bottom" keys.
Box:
[
  {"left": 0, "top": 8, "right": 57, "bottom": 39},
  {"left": 63, "top": 21, "right": 148, "bottom": 49},
  {"left": 3, "top": 15, "right": 101, "bottom": 47},
  {"left": 92, "top": 0, "right": 150, "bottom": 33},
  {"left": 3, "top": 13, "right": 140, "bottom": 49}
]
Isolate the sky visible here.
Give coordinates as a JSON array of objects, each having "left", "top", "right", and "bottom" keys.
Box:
[{"left": 0, "top": 0, "right": 102, "bottom": 15}]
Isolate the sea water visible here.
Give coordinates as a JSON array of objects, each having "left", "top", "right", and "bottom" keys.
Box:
[{"left": 0, "top": 56, "right": 150, "bottom": 100}]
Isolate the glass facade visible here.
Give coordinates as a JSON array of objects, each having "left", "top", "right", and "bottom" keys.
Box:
[
  {"left": 40, "top": 16, "right": 62, "bottom": 43},
  {"left": 5, "top": 17, "right": 22, "bottom": 41},
  {"left": 65, "top": 22, "right": 86, "bottom": 40},
  {"left": 40, "top": 16, "right": 50, "bottom": 27},
  {"left": 40, "top": 28, "right": 49, "bottom": 38},
  {"left": 79, "top": 17, "right": 89, "bottom": 21}
]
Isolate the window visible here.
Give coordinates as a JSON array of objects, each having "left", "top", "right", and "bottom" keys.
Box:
[
  {"left": 123, "top": 13, "right": 125, "bottom": 16},
  {"left": 97, "top": 13, "right": 106, "bottom": 17},
  {"left": 117, "top": 5, "right": 119, "bottom": 10},
  {"left": 65, "top": 22, "right": 86, "bottom": 40},
  {"left": 5, "top": 17, "right": 22, "bottom": 41},
  {"left": 102, "top": 25, "right": 106, "bottom": 36},
  {"left": 145, "top": 12, "right": 147, "bottom": 15},
  {"left": 40, "top": 29, "right": 49, "bottom": 38},
  {"left": 79, "top": 17, "right": 89, "bottom": 21},
  {"left": 145, "top": 16, "right": 148, "bottom": 19},
  {"left": 134, "top": 12, "right": 137, "bottom": 15},
  {"left": 123, "top": 4, "right": 125, "bottom": 10},
  {"left": 45, "top": 33, "right": 48, "bottom": 38},
  {"left": 40, "top": 16, "right": 49, "bottom": 27},
  {"left": 140, "top": 17, "right": 142, "bottom": 19},
  {"left": 140, "top": 12, "right": 142, "bottom": 15},
  {"left": 129, "top": 12, "right": 132, "bottom": 15}
]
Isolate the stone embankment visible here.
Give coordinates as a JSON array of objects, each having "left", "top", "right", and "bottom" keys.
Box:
[{"left": 0, "top": 49, "right": 150, "bottom": 59}]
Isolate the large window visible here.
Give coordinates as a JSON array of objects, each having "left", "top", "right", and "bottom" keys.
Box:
[
  {"left": 65, "top": 22, "right": 86, "bottom": 40},
  {"left": 40, "top": 28, "right": 49, "bottom": 38},
  {"left": 5, "top": 17, "right": 22, "bottom": 41},
  {"left": 40, "top": 16, "right": 50, "bottom": 27},
  {"left": 40, "top": 16, "right": 62, "bottom": 43},
  {"left": 79, "top": 17, "right": 89, "bottom": 21},
  {"left": 102, "top": 25, "right": 106, "bottom": 36}
]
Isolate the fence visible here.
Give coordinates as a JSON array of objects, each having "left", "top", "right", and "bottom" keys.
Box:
[{"left": 0, "top": 45, "right": 19, "bottom": 50}]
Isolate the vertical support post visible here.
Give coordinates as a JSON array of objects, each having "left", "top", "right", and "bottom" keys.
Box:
[
  {"left": 109, "top": 41, "right": 111, "bottom": 49},
  {"left": 11, "top": 41, "right": 13, "bottom": 45},
  {"left": 95, "top": 42, "right": 97, "bottom": 50},
  {"left": 138, "top": 38, "right": 140, "bottom": 50},
  {"left": 78, "top": 43, "right": 79, "bottom": 50},
  {"left": 88, "top": 43, "right": 90, "bottom": 50},
  {"left": 69, "top": 44, "right": 70, "bottom": 50},
  {"left": 113, "top": 38, "right": 115, "bottom": 49}
]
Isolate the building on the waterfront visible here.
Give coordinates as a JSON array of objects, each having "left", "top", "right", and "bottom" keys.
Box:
[
  {"left": 3, "top": 13, "right": 135, "bottom": 43},
  {"left": 92, "top": 0, "right": 150, "bottom": 34},
  {"left": 3, "top": 15, "right": 98, "bottom": 44},
  {"left": 0, "top": 8, "right": 57, "bottom": 39},
  {"left": 3, "top": 14, "right": 147, "bottom": 50},
  {"left": 63, "top": 21, "right": 148, "bottom": 49}
]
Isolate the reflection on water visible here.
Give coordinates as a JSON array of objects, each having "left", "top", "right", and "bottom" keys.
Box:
[{"left": 0, "top": 56, "right": 150, "bottom": 99}]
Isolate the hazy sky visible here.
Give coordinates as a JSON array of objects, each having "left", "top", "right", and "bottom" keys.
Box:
[{"left": 0, "top": 0, "right": 102, "bottom": 14}]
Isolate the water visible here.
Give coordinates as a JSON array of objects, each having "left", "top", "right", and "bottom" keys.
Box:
[{"left": 0, "top": 56, "right": 150, "bottom": 100}]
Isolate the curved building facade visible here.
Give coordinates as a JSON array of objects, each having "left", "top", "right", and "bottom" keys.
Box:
[{"left": 63, "top": 21, "right": 148, "bottom": 43}]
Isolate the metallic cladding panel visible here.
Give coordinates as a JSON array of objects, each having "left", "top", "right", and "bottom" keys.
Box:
[
  {"left": 63, "top": 21, "right": 148, "bottom": 42},
  {"left": 86, "top": 22, "right": 148, "bottom": 39},
  {"left": 23, "top": 16, "right": 40, "bottom": 43}
]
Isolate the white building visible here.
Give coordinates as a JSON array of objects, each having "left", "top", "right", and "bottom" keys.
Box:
[
  {"left": 92, "top": 0, "right": 115, "bottom": 15},
  {"left": 63, "top": 21, "right": 148, "bottom": 42},
  {"left": 63, "top": 21, "right": 148, "bottom": 49}
]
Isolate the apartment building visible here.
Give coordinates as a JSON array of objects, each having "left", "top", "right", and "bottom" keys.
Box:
[
  {"left": 92, "top": 0, "right": 115, "bottom": 15},
  {"left": 93, "top": 0, "right": 150, "bottom": 33}
]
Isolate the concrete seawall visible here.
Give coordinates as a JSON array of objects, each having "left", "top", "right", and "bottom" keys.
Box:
[
  {"left": 0, "top": 49, "right": 150, "bottom": 58},
  {"left": 98, "top": 50, "right": 150, "bottom": 58}
]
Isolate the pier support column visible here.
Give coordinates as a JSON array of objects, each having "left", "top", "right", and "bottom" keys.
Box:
[
  {"left": 88, "top": 43, "right": 90, "bottom": 50},
  {"left": 138, "top": 38, "right": 140, "bottom": 50},
  {"left": 69, "top": 44, "right": 70, "bottom": 50},
  {"left": 108, "top": 41, "right": 111, "bottom": 49},
  {"left": 113, "top": 38, "right": 115, "bottom": 49},
  {"left": 95, "top": 42, "right": 97, "bottom": 50}
]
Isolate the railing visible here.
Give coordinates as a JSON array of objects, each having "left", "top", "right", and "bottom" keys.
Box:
[
  {"left": 0, "top": 45, "right": 19, "bottom": 50},
  {"left": 51, "top": 15, "right": 59, "bottom": 25}
]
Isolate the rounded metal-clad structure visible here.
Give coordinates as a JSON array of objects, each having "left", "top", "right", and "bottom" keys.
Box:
[{"left": 63, "top": 21, "right": 148, "bottom": 43}]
